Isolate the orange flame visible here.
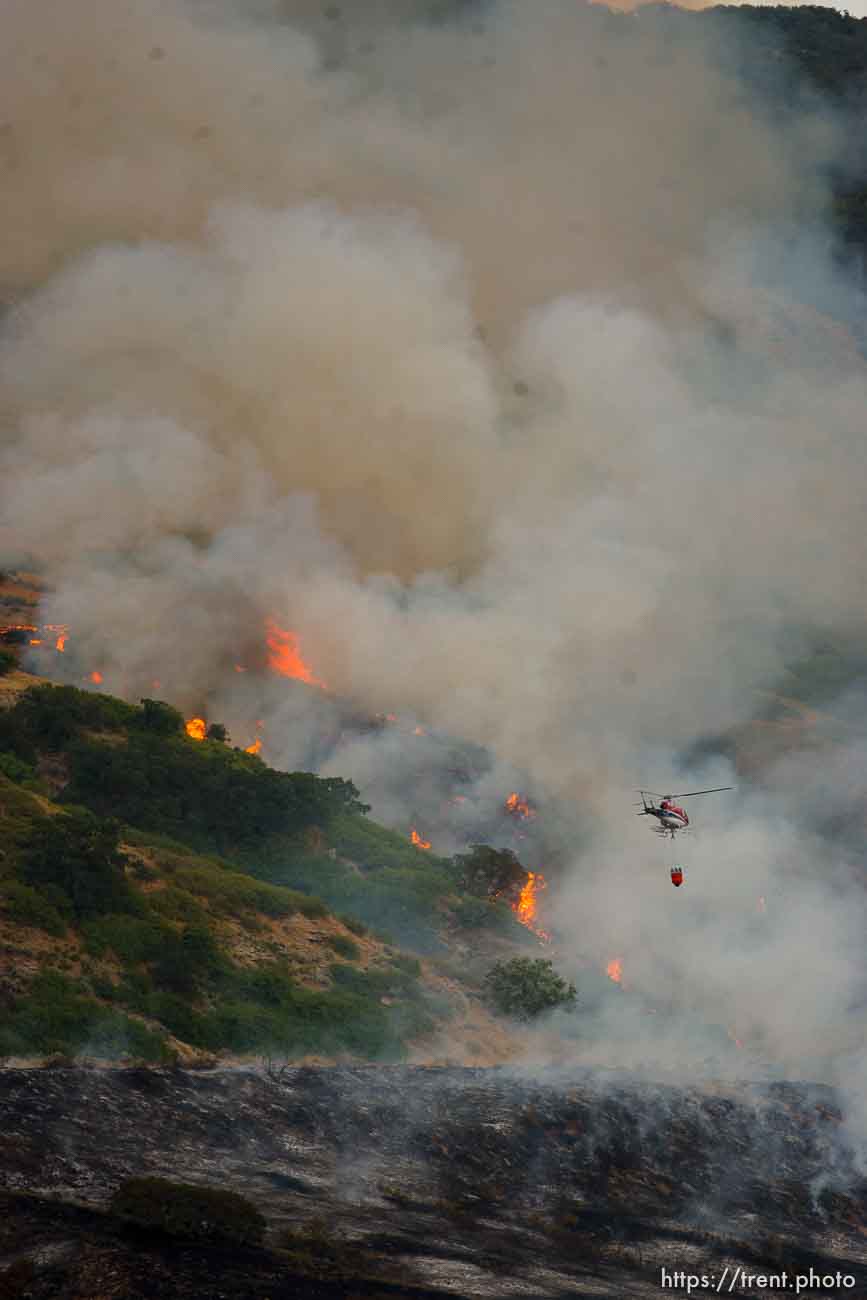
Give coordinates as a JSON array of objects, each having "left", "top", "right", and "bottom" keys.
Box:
[
  {"left": 265, "top": 618, "right": 326, "bottom": 688},
  {"left": 413, "top": 725, "right": 426, "bottom": 736},
  {"left": 29, "top": 638, "right": 42, "bottom": 645},
  {"left": 509, "top": 872, "right": 550, "bottom": 942},
  {"left": 89, "top": 670, "right": 103, "bottom": 685},
  {"left": 606, "top": 958, "right": 623, "bottom": 984},
  {"left": 245, "top": 721, "right": 264, "bottom": 754},
  {"left": 55, "top": 633, "right": 67, "bottom": 652},
  {"left": 185, "top": 717, "right": 206, "bottom": 741},
  {"left": 410, "top": 828, "right": 431, "bottom": 850},
  {"left": 505, "top": 792, "right": 536, "bottom": 820}
]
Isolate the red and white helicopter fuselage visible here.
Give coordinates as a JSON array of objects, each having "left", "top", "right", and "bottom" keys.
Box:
[
  {"left": 636, "top": 787, "right": 732, "bottom": 840},
  {"left": 656, "top": 799, "right": 689, "bottom": 833}
]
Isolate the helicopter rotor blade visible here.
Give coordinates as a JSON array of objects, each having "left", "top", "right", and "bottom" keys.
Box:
[{"left": 670, "top": 786, "right": 734, "bottom": 799}]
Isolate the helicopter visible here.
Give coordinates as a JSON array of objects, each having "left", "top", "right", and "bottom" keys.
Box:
[{"left": 635, "top": 787, "right": 733, "bottom": 840}]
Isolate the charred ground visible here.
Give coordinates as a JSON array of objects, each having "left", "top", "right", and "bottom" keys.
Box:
[{"left": 2, "top": 1064, "right": 867, "bottom": 1298}]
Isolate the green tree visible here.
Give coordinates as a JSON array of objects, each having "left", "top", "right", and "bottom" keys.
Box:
[
  {"left": 13, "top": 683, "right": 137, "bottom": 748},
  {"left": 0, "top": 649, "right": 17, "bottom": 676},
  {"left": 65, "top": 734, "right": 369, "bottom": 855},
  {"left": 454, "top": 844, "right": 527, "bottom": 899},
  {"left": 19, "top": 808, "right": 135, "bottom": 919},
  {"left": 135, "top": 698, "right": 185, "bottom": 736},
  {"left": 483, "top": 957, "right": 577, "bottom": 1021}
]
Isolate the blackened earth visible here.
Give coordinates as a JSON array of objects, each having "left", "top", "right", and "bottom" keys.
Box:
[{"left": 1, "top": 1065, "right": 867, "bottom": 1298}]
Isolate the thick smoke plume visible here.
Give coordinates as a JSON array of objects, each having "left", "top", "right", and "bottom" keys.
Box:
[{"left": 3, "top": 0, "right": 867, "bottom": 1095}]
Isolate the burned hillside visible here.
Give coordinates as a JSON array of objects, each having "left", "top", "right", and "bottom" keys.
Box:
[{"left": 2, "top": 1064, "right": 867, "bottom": 1298}]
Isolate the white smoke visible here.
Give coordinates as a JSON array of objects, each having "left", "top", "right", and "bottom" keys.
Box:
[{"left": 3, "top": 0, "right": 867, "bottom": 1097}]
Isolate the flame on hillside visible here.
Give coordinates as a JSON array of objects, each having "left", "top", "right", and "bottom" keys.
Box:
[
  {"left": 45, "top": 624, "right": 69, "bottom": 652},
  {"left": 607, "top": 957, "right": 623, "bottom": 984},
  {"left": 410, "top": 827, "right": 431, "bottom": 850},
  {"left": 505, "top": 792, "right": 536, "bottom": 821},
  {"left": 511, "top": 871, "right": 550, "bottom": 942},
  {"left": 245, "top": 719, "right": 264, "bottom": 754},
  {"left": 89, "top": 670, "right": 103, "bottom": 685},
  {"left": 265, "top": 618, "right": 326, "bottom": 688},
  {"left": 185, "top": 717, "right": 206, "bottom": 741}
]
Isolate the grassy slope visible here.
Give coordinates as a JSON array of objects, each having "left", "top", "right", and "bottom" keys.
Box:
[{"left": 0, "top": 671, "right": 534, "bottom": 1065}]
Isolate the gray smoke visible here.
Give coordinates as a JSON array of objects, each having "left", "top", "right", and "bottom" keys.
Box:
[{"left": 3, "top": 0, "right": 867, "bottom": 1098}]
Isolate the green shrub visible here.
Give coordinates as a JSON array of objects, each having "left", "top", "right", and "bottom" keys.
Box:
[
  {"left": 259, "top": 855, "right": 451, "bottom": 953},
  {"left": 0, "top": 751, "right": 34, "bottom": 784},
  {"left": 0, "top": 970, "right": 166, "bottom": 1060},
  {"left": 483, "top": 958, "right": 577, "bottom": 1021},
  {"left": 62, "top": 727, "right": 367, "bottom": 856},
  {"left": 0, "top": 881, "right": 67, "bottom": 936},
  {"left": 178, "top": 922, "right": 224, "bottom": 977},
  {"left": 136, "top": 992, "right": 213, "bottom": 1048},
  {"left": 132, "top": 698, "right": 185, "bottom": 737},
  {"left": 328, "top": 811, "right": 448, "bottom": 873},
  {"left": 110, "top": 1177, "right": 265, "bottom": 1247},
  {"left": 81, "top": 913, "right": 168, "bottom": 963},
  {"left": 80, "top": 1009, "right": 168, "bottom": 1061},
  {"left": 151, "top": 922, "right": 227, "bottom": 993},
  {"left": 238, "top": 962, "right": 297, "bottom": 1007},
  {"left": 147, "top": 886, "right": 209, "bottom": 926},
  {"left": 170, "top": 863, "right": 315, "bottom": 921},
  {"left": 0, "top": 649, "right": 17, "bottom": 677},
  {"left": 326, "top": 933, "right": 360, "bottom": 961},
  {"left": 14, "top": 683, "right": 138, "bottom": 747},
  {"left": 453, "top": 895, "right": 528, "bottom": 936},
  {"left": 453, "top": 844, "right": 527, "bottom": 898},
  {"left": 19, "top": 808, "right": 137, "bottom": 919},
  {"left": 82, "top": 913, "right": 225, "bottom": 994}
]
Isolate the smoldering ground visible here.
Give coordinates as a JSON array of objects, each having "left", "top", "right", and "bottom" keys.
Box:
[{"left": 3, "top": 0, "right": 867, "bottom": 1104}]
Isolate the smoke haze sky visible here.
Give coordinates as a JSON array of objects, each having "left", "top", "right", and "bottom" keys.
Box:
[{"left": 3, "top": 0, "right": 867, "bottom": 1095}]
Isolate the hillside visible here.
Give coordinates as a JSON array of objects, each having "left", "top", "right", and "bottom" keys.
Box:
[
  {"left": 2, "top": 1065, "right": 866, "bottom": 1299},
  {"left": 0, "top": 668, "right": 559, "bottom": 1067}
]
